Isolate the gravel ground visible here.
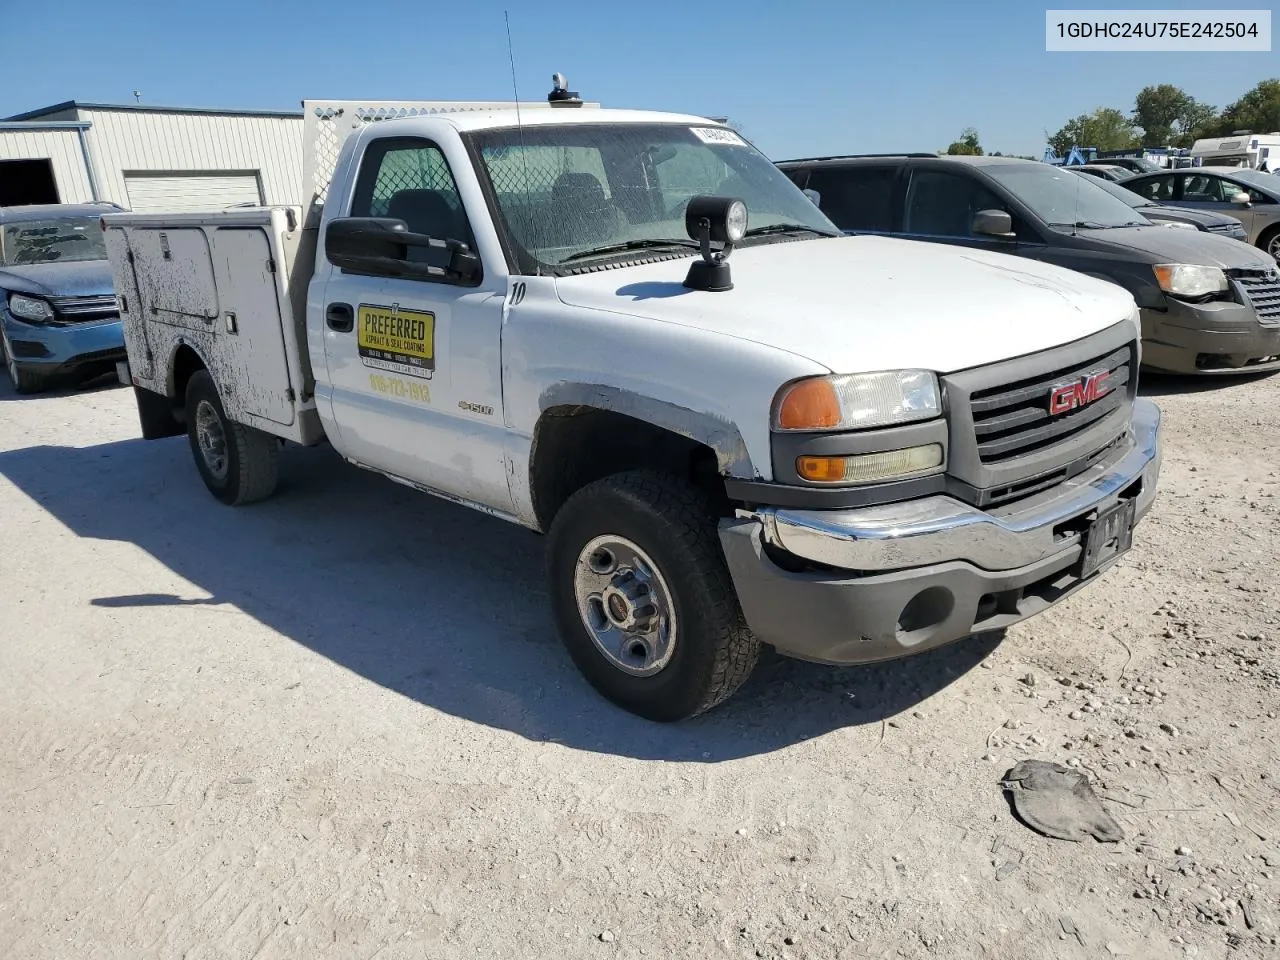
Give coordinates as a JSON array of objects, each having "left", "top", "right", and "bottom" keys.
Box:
[{"left": 1, "top": 370, "right": 1277, "bottom": 960}]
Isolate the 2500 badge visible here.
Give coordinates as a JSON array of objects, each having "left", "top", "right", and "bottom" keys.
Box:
[{"left": 357, "top": 304, "right": 435, "bottom": 379}]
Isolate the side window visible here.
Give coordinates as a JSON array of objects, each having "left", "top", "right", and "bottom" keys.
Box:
[
  {"left": 903, "top": 169, "right": 1007, "bottom": 238},
  {"left": 351, "top": 138, "right": 475, "bottom": 247},
  {"left": 1132, "top": 174, "right": 1174, "bottom": 201},
  {"left": 1182, "top": 174, "right": 1233, "bottom": 202},
  {"left": 783, "top": 168, "right": 809, "bottom": 189},
  {"left": 804, "top": 167, "right": 897, "bottom": 232}
]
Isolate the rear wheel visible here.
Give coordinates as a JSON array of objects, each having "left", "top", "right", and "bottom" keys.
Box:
[
  {"left": 546, "top": 470, "right": 759, "bottom": 721},
  {"left": 1, "top": 331, "right": 48, "bottom": 394},
  {"left": 184, "top": 370, "right": 280, "bottom": 505}
]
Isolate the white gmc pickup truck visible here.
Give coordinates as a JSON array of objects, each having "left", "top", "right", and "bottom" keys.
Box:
[{"left": 102, "top": 83, "right": 1163, "bottom": 721}]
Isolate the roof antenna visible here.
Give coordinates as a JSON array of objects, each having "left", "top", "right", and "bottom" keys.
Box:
[
  {"left": 1071, "top": 161, "right": 1081, "bottom": 236},
  {"left": 504, "top": 10, "right": 541, "bottom": 276}
]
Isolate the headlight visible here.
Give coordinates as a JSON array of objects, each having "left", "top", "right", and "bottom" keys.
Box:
[
  {"left": 1160, "top": 221, "right": 1197, "bottom": 230},
  {"left": 1152, "top": 264, "right": 1227, "bottom": 298},
  {"left": 7, "top": 294, "right": 54, "bottom": 323},
  {"left": 774, "top": 370, "right": 940, "bottom": 431}
]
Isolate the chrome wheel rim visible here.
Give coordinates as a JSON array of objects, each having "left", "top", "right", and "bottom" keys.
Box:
[
  {"left": 194, "top": 399, "right": 229, "bottom": 480},
  {"left": 1268, "top": 233, "right": 1280, "bottom": 261},
  {"left": 573, "top": 535, "right": 678, "bottom": 677}
]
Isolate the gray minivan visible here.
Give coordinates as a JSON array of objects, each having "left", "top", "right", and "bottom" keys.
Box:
[{"left": 778, "top": 155, "right": 1280, "bottom": 375}]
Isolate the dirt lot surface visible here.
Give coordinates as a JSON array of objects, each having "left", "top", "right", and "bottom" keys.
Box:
[{"left": 1, "top": 371, "right": 1277, "bottom": 960}]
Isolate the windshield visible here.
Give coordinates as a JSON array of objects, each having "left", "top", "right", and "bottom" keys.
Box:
[
  {"left": 466, "top": 122, "right": 838, "bottom": 272},
  {"left": 1120, "top": 157, "right": 1161, "bottom": 174},
  {"left": 1072, "top": 171, "right": 1150, "bottom": 209},
  {"left": 984, "top": 164, "right": 1151, "bottom": 228},
  {"left": 0, "top": 217, "right": 108, "bottom": 266}
]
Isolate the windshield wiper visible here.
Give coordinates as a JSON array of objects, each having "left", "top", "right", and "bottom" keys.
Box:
[
  {"left": 1048, "top": 220, "right": 1111, "bottom": 230},
  {"left": 742, "top": 223, "right": 840, "bottom": 239},
  {"left": 559, "top": 238, "right": 699, "bottom": 263}
]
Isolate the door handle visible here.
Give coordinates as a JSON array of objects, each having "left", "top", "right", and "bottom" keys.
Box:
[{"left": 326, "top": 302, "right": 354, "bottom": 332}]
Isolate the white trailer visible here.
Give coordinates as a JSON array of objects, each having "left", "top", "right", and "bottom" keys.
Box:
[{"left": 1190, "top": 133, "right": 1280, "bottom": 170}]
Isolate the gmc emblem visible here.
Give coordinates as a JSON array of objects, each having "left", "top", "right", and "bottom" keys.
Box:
[{"left": 1049, "top": 371, "right": 1112, "bottom": 416}]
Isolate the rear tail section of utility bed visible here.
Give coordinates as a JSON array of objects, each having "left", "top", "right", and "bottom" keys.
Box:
[{"left": 101, "top": 206, "right": 325, "bottom": 445}]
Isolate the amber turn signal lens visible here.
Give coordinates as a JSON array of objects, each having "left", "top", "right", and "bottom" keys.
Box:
[
  {"left": 796, "top": 445, "right": 944, "bottom": 484},
  {"left": 795, "top": 456, "right": 849, "bottom": 482},
  {"left": 776, "top": 379, "right": 841, "bottom": 430}
]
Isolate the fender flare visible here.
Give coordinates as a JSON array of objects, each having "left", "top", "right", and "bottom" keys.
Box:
[
  {"left": 163, "top": 337, "right": 214, "bottom": 400},
  {"left": 536, "top": 382, "right": 756, "bottom": 479}
]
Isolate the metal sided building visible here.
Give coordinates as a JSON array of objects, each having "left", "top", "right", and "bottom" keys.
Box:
[{"left": 0, "top": 101, "right": 304, "bottom": 212}]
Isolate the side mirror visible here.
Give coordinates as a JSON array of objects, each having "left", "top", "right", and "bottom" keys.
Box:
[
  {"left": 1231, "top": 191, "right": 1252, "bottom": 206},
  {"left": 802, "top": 188, "right": 822, "bottom": 207},
  {"left": 325, "top": 216, "right": 480, "bottom": 283},
  {"left": 972, "top": 209, "right": 1015, "bottom": 238}
]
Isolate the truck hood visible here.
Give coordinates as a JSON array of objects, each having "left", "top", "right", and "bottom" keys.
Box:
[
  {"left": 0, "top": 259, "right": 115, "bottom": 298},
  {"left": 1065, "top": 224, "right": 1275, "bottom": 269},
  {"left": 553, "top": 235, "right": 1136, "bottom": 374}
]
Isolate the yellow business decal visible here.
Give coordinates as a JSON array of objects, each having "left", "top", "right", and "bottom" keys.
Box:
[
  {"left": 357, "top": 303, "right": 435, "bottom": 379},
  {"left": 369, "top": 373, "right": 431, "bottom": 403}
]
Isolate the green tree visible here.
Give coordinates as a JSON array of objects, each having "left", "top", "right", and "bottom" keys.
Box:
[
  {"left": 1048, "top": 108, "right": 1138, "bottom": 154},
  {"left": 943, "top": 128, "right": 983, "bottom": 156},
  {"left": 1133, "top": 84, "right": 1191, "bottom": 145},
  {"left": 1210, "top": 79, "right": 1280, "bottom": 136},
  {"left": 1176, "top": 100, "right": 1220, "bottom": 147},
  {"left": 1132, "top": 84, "right": 1219, "bottom": 146}
]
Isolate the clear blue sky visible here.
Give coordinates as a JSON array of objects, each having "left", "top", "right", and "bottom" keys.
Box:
[{"left": 3, "top": 0, "right": 1273, "bottom": 158}]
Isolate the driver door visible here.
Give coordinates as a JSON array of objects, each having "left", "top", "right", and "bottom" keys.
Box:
[
  {"left": 319, "top": 136, "right": 513, "bottom": 514},
  {"left": 1174, "top": 173, "right": 1259, "bottom": 235}
]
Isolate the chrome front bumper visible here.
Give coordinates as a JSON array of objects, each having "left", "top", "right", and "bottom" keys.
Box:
[
  {"left": 719, "top": 398, "right": 1162, "bottom": 665},
  {"left": 748, "top": 398, "right": 1161, "bottom": 573}
]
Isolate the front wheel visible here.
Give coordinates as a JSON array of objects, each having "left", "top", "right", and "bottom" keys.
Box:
[
  {"left": 184, "top": 370, "right": 280, "bottom": 505},
  {"left": 1260, "top": 225, "right": 1280, "bottom": 262},
  {"left": 546, "top": 470, "right": 760, "bottom": 721},
  {"left": 1, "top": 332, "right": 48, "bottom": 394}
]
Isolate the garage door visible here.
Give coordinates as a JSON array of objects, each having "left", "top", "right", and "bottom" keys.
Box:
[{"left": 124, "top": 173, "right": 263, "bottom": 213}]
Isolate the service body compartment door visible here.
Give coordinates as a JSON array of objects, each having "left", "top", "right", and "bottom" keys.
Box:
[
  {"left": 101, "top": 226, "right": 154, "bottom": 381},
  {"left": 127, "top": 228, "right": 219, "bottom": 332},
  {"left": 209, "top": 227, "right": 295, "bottom": 426}
]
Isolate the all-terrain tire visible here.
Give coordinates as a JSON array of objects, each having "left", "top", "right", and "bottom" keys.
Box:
[
  {"left": 546, "top": 470, "right": 760, "bottom": 721},
  {"left": 184, "top": 370, "right": 280, "bottom": 506}
]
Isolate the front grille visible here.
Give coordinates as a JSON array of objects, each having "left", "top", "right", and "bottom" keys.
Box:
[
  {"left": 1207, "top": 222, "right": 1245, "bottom": 237},
  {"left": 968, "top": 344, "right": 1133, "bottom": 465},
  {"left": 1236, "top": 272, "right": 1280, "bottom": 324},
  {"left": 48, "top": 294, "right": 119, "bottom": 325}
]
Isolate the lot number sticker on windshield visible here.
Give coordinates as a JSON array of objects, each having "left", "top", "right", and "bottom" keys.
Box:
[
  {"left": 357, "top": 304, "right": 435, "bottom": 379},
  {"left": 691, "top": 126, "right": 747, "bottom": 147}
]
